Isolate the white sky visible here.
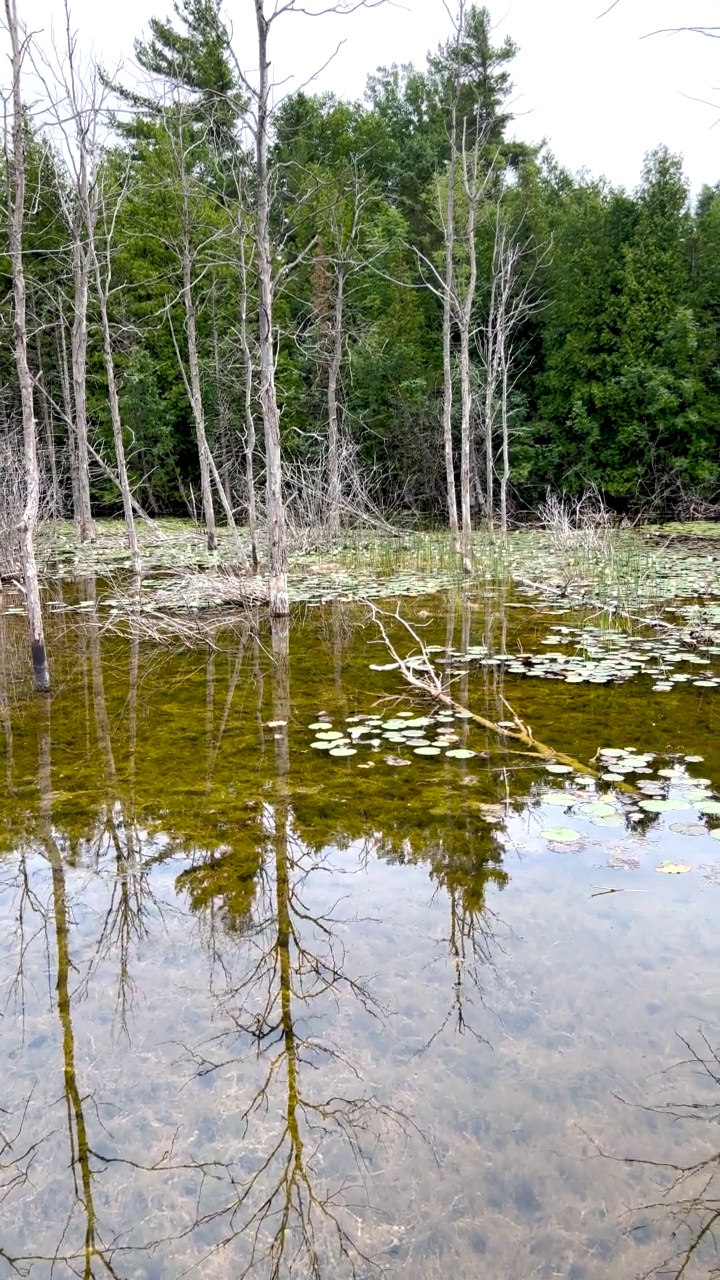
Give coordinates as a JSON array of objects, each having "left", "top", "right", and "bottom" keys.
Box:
[{"left": 19, "top": 0, "right": 720, "bottom": 193}]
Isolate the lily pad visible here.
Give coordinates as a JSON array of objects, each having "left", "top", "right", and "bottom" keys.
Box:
[
  {"left": 369, "top": 662, "right": 399, "bottom": 671},
  {"left": 445, "top": 748, "right": 476, "bottom": 760},
  {"left": 329, "top": 746, "right": 357, "bottom": 757},
  {"left": 311, "top": 741, "right": 335, "bottom": 750},
  {"left": 710, "top": 829, "right": 720, "bottom": 841},
  {"left": 414, "top": 746, "right": 442, "bottom": 756},
  {"left": 695, "top": 800, "right": 720, "bottom": 815},
  {"left": 655, "top": 861, "right": 692, "bottom": 874},
  {"left": 540, "top": 826, "right": 581, "bottom": 844},
  {"left": 578, "top": 801, "right": 617, "bottom": 818},
  {"left": 545, "top": 764, "right": 573, "bottom": 775},
  {"left": 638, "top": 798, "right": 693, "bottom": 813},
  {"left": 669, "top": 823, "right": 708, "bottom": 836}
]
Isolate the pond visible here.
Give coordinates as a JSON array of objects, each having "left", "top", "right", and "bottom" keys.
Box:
[{"left": 0, "top": 584, "right": 719, "bottom": 1279}]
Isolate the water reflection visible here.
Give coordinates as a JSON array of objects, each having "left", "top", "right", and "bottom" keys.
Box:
[{"left": 0, "top": 592, "right": 718, "bottom": 1278}]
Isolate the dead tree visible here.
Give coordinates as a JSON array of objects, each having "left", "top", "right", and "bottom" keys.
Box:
[
  {"left": 479, "top": 205, "right": 543, "bottom": 534},
  {"left": 251, "top": 0, "right": 289, "bottom": 615},
  {"left": 41, "top": 2, "right": 96, "bottom": 542},
  {"left": 88, "top": 158, "right": 142, "bottom": 574},
  {"left": 3, "top": 0, "right": 51, "bottom": 693},
  {"left": 165, "top": 111, "right": 244, "bottom": 560}
]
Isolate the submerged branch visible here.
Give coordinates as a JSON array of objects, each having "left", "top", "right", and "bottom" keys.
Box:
[{"left": 366, "top": 602, "right": 600, "bottom": 779}]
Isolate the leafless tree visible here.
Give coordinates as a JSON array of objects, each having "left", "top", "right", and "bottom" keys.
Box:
[
  {"left": 479, "top": 206, "right": 542, "bottom": 534},
  {"left": 41, "top": 14, "right": 143, "bottom": 573},
  {"left": 2, "top": 0, "right": 51, "bottom": 692}
]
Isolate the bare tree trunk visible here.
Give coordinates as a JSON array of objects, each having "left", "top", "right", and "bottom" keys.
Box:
[
  {"left": 499, "top": 355, "right": 510, "bottom": 535},
  {"left": 255, "top": 0, "right": 289, "bottom": 617},
  {"left": 90, "top": 250, "right": 141, "bottom": 575},
  {"left": 211, "top": 295, "right": 233, "bottom": 511},
  {"left": 35, "top": 331, "right": 61, "bottom": 519},
  {"left": 326, "top": 266, "right": 344, "bottom": 540},
  {"left": 177, "top": 179, "right": 243, "bottom": 559},
  {"left": 442, "top": 102, "right": 460, "bottom": 550},
  {"left": 238, "top": 234, "right": 259, "bottom": 573},
  {"left": 57, "top": 294, "right": 80, "bottom": 522},
  {"left": 4, "top": 0, "right": 50, "bottom": 693},
  {"left": 70, "top": 227, "right": 94, "bottom": 541},
  {"left": 483, "top": 267, "right": 497, "bottom": 533},
  {"left": 458, "top": 121, "right": 479, "bottom": 575},
  {"left": 180, "top": 193, "right": 217, "bottom": 552}
]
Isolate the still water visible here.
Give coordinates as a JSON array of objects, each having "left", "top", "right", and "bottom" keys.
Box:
[{"left": 0, "top": 590, "right": 718, "bottom": 1279}]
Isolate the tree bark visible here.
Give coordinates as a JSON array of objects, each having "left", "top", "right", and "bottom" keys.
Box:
[
  {"left": 4, "top": 0, "right": 50, "bottom": 693},
  {"left": 255, "top": 0, "right": 289, "bottom": 616}
]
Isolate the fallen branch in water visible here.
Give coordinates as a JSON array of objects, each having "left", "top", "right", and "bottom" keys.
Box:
[{"left": 366, "top": 602, "right": 600, "bottom": 779}]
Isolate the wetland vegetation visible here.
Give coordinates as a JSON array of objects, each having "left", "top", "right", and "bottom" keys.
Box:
[
  {"left": 2, "top": 0, "right": 720, "bottom": 1275},
  {"left": 1, "top": 530, "right": 720, "bottom": 1279}
]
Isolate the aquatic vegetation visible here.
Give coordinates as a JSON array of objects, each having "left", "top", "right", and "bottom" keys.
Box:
[{"left": 0, "top": 582, "right": 718, "bottom": 1280}]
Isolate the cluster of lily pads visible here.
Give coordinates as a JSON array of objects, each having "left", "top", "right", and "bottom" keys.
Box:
[
  {"left": 438, "top": 624, "right": 720, "bottom": 690},
  {"left": 307, "top": 710, "right": 479, "bottom": 762},
  {"left": 537, "top": 748, "right": 720, "bottom": 848}
]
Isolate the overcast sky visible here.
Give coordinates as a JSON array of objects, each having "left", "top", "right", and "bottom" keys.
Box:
[{"left": 22, "top": 0, "right": 720, "bottom": 194}]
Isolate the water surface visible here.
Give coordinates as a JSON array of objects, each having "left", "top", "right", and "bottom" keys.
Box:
[{"left": 1, "top": 589, "right": 718, "bottom": 1279}]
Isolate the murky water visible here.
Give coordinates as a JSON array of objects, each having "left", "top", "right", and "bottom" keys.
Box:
[{"left": 1, "top": 589, "right": 718, "bottom": 1279}]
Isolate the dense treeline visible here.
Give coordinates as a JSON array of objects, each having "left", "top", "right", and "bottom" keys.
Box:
[{"left": 2, "top": 0, "right": 719, "bottom": 545}]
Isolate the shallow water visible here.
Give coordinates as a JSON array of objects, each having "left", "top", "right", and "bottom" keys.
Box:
[{"left": 0, "top": 589, "right": 718, "bottom": 1279}]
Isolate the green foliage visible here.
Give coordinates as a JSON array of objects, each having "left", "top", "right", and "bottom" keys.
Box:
[{"left": 5, "top": 2, "right": 720, "bottom": 520}]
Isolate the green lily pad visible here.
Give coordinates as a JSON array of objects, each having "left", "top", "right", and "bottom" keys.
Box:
[
  {"left": 669, "top": 823, "right": 708, "bottom": 836},
  {"left": 311, "top": 740, "right": 335, "bottom": 750},
  {"left": 578, "top": 802, "right": 617, "bottom": 818},
  {"left": 445, "top": 748, "right": 476, "bottom": 759},
  {"left": 329, "top": 746, "right": 357, "bottom": 757},
  {"left": 315, "top": 731, "right": 344, "bottom": 740},
  {"left": 384, "top": 719, "right": 411, "bottom": 730},
  {"left": 710, "top": 828, "right": 720, "bottom": 840},
  {"left": 695, "top": 800, "right": 720, "bottom": 815},
  {"left": 545, "top": 764, "right": 573, "bottom": 775},
  {"left": 638, "top": 798, "right": 693, "bottom": 813},
  {"left": 541, "top": 826, "right": 581, "bottom": 844},
  {"left": 414, "top": 746, "right": 442, "bottom": 756},
  {"left": 309, "top": 722, "right": 331, "bottom": 730}
]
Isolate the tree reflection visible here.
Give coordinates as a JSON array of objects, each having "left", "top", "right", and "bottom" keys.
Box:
[
  {"left": 174, "top": 618, "right": 412, "bottom": 1278},
  {"left": 632, "top": 1032, "right": 720, "bottom": 1280}
]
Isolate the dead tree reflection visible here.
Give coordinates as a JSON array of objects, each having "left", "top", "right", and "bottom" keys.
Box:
[
  {"left": 175, "top": 618, "right": 411, "bottom": 1279},
  {"left": 632, "top": 1032, "right": 720, "bottom": 1280}
]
